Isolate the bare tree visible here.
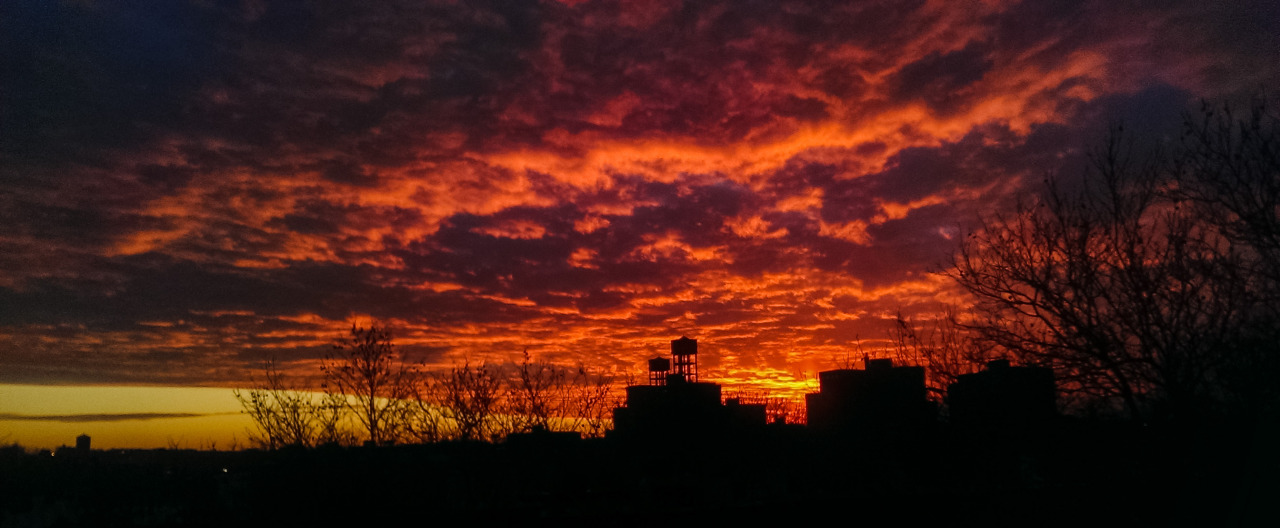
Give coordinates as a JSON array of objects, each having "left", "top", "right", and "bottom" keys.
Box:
[
  {"left": 312, "top": 390, "right": 353, "bottom": 446},
  {"left": 492, "top": 351, "right": 618, "bottom": 438},
  {"left": 761, "top": 395, "right": 806, "bottom": 425},
  {"left": 557, "top": 363, "right": 618, "bottom": 437},
  {"left": 322, "top": 323, "right": 418, "bottom": 446},
  {"left": 891, "top": 307, "right": 993, "bottom": 403},
  {"left": 407, "top": 352, "right": 618, "bottom": 443},
  {"left": 233, "top": 359, "right": 350, "bottom": 448},
  {"left": 437, "top": 360, "right": 503, "bottom": 442},
  {"left": 502, "top": 349, "right": 564, "bottom": 434},
  {"left": 1176, "top": 98, "right": 1280, "bottom": 415},
  {"left": 1178, "top": 99, "right": 1280, "bottom": 279},
  {"left": 724, "top": 390, "right": 806, "bottom": 425},
  {"left": 948, "top": 124, "right": 1266, "bottom": 422},
  {"left": 407, "top": 380, "right": 454, "bottom": 443}
]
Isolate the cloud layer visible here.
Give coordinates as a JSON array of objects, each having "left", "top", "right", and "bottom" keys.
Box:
[
  {"left": 3, "top": 0, "right": 1278, "bottom": 396},
  {"left": 0, "top": 412, "right": 232, "bottom": 423}
]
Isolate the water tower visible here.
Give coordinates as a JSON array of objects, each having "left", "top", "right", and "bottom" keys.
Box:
[
  {"left": 648, "top": 357, "right": 671, "bottom": 386},
  {"left": 670, "top": 336, "right": 698, "bottom": 383}
]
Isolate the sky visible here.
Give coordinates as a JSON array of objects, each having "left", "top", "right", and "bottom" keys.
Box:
[
  {"left": 0, "top": 384, "right": 247, "bottom": 450},
  {"left": 2, "top": 0, "right": 1279, "bottom": 432}
]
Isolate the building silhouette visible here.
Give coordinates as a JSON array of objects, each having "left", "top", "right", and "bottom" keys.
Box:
[
  {"left": 805, "top": 358, "right": 936, "bottom": 436},
  {"left": 611, "top": 337, "right": 766, "bottom": 438},
  {"left": 947, "top": 359, "right": 1056, "bottom": 427}
]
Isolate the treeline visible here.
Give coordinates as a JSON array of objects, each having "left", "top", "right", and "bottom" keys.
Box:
[{"left": 234, "top": 324, "right": 617, "bottom": 449}]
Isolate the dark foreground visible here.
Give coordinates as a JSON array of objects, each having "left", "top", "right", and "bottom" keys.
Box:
[{"left": 2, "top": 420, "right": 1276, "bottom": 527}]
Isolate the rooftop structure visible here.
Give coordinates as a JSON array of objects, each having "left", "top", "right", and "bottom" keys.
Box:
[
  {"left": 947, "top": 359, "right": 1056, "bottom": 427},
  {"left": 612, "top": 337, "right": 765, "bottom": 439},
  {"left": 805, "top": 358, "right": 936, "bottom": 436}
]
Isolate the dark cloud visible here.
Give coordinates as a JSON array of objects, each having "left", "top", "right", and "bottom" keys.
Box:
[
  {"left": 889, "top": 43, "right": 994, "bottom": 114},
  {"left": 0, "top": 256, "right": 430, "bottom": 330},
  {"left": 269, "top": 199, "right": 425, "bottom": 237},
  {"left": 0, "top": 0, "right": 218, "bottom": 164},
  {"left": 820, "top": 177, "right": 878, "bottom": 224},
  {"left": 0, "top": 412, "right": 233, "bottom": 423},
  {"left": 317, "top": 159, "right": 380, "bottom": 187}
]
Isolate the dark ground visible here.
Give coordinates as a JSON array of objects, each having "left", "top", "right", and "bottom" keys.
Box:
[{"left": 2, "top": 419, "right": 1275, "bottom": 527}]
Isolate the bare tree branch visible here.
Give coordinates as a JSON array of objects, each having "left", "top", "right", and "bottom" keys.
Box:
[{"left": 322, "top": 323, "right": 418, "bottom": 446}]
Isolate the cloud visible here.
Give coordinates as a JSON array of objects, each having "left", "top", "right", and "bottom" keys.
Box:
[
  {"left": 0, "top": 412, "right": 237, "bottom": 423},
  {"left": 0, "top": 0, "right": 1277, "bottom": 397},
  {"left": 889, "top": 43, "right": 994, "bottom": 115}
]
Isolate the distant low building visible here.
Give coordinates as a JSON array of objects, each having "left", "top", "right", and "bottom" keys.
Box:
[
  {"left": 52, "top": 434, "right": 94, "bottom": 458},
  {"left": 947, "top": 359, "right": 1056, "bottom": 427},
  {"left": 611, "top": 337, "right": 766, "bottom": 438},
  {"left": 805, "top": 359, "right": 936, "bottom": 436}
]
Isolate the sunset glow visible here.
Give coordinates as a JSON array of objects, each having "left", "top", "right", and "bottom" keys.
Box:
[{"left": 2, "top": 0, "right": 1278, "bottom": 447}]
